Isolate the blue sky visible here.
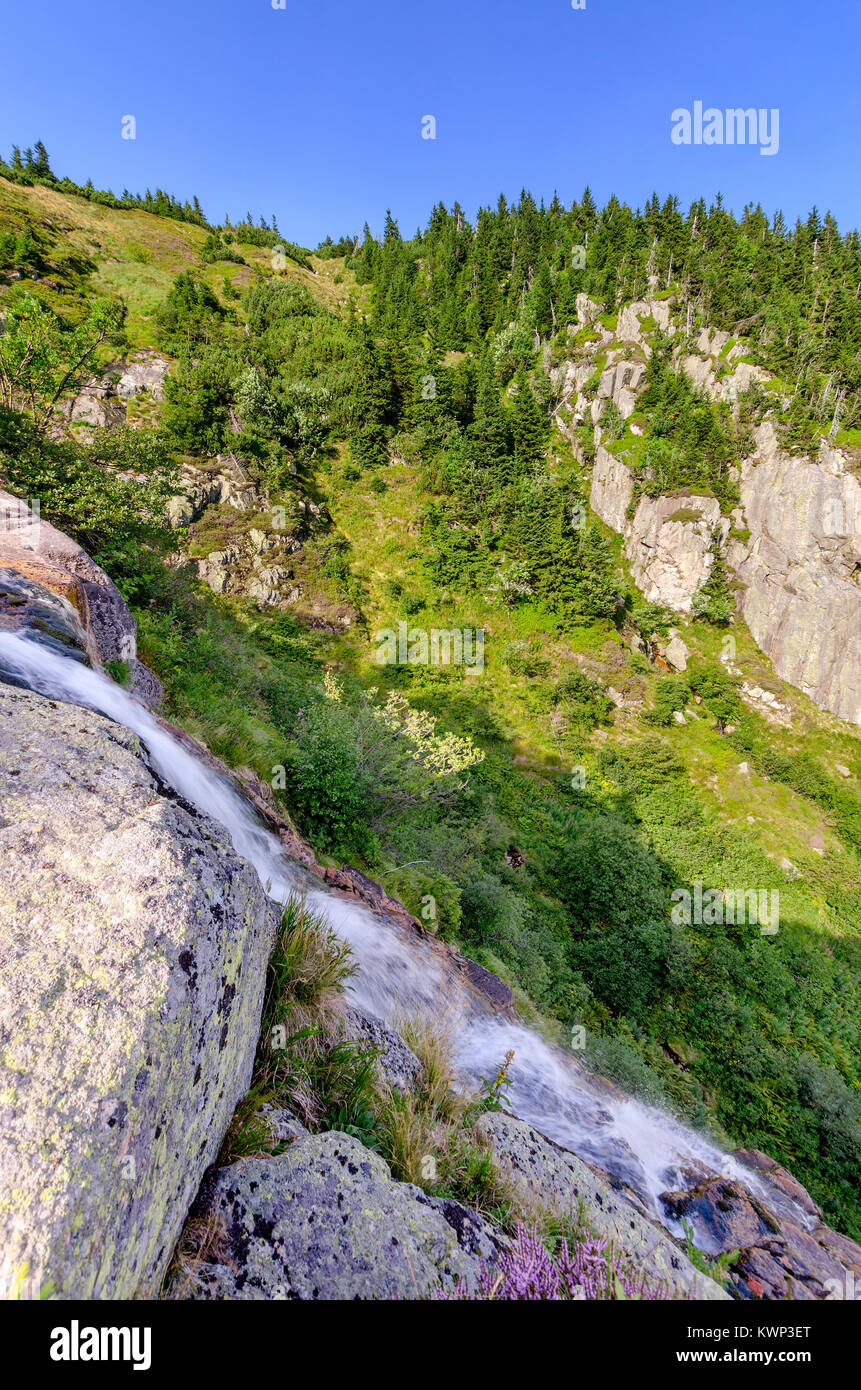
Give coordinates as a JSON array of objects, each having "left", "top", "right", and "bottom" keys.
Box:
[{"left": 1, "top": 0, "right": 858, "bottom": 244}]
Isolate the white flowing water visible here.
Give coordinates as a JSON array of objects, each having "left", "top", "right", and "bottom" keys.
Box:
[{"left": 0, "top": 629, "right": 813, "bottom": 1240}]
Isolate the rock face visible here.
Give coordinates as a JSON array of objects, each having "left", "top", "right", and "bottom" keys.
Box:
[
  {"left": 589, "top": 463, "right": 727, "bottom": 613},
  {"left": 616, "top": 297, "right": 673, "bottom": 350},
  {"left": 590, "top": 446, "right": 634, "bottom": 533},
  {"left": 573, "top": 300, "right": 860, "bottom": 724},
  {"left": 60, "top": 351, "right": 170, "bottom": 430},
  {"left": 115, "top": 351, "right": 170, "bottom": 401},
  {"left": 661, "top": 1171, "right": 861, "bottom": 1301},
  {"left": 176, "top": 1131, "right": 501, "bottom": 1300},
  {"left": 167, "top": 455, "right": 263, "bottom": 529},
  {"left": 726, "top": 422, "right": 861, "bottom": 726},
  {"left": 0, "top": 491, "right": 162, "bottom": 705},
  {"left": 0, "top": 682, "right": 278, "bottom": 1298},
  {"left": 626, "top": 494, "right": 728, "bottom": 613},
  {"left": 476, "top": 1112, "right": 729, "bottom": 1300}
]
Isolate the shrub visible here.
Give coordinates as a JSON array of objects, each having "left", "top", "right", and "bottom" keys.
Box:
[
  {"left": 556, "top": 669, "right": 613, "bottom": 729},
  {"left": 555, "top": 813, "right": 671, "bottom": 1025},
  {"left": 643, "top": 676, "right": 691, "bottom": 727}
]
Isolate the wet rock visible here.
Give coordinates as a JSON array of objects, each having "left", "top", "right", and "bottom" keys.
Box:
[
  {"left": 0, "top": 568, "right": 92, "bottom": 667},
  {"left": 176, "top": 1132, "right": 501, "bottom": 1300},
  {"left": 128, "top": 659, "right": 164, "bottom": 711},
  {"left": 662, "top": 1177, "right": 783, "bottom": 1252},
  {"left": 660, "top": 1173, "right": 859, "bottom": 1300},
  {"left": 732, "top": 1149, "right": 821, "bottom": 1220},
  {"left": 477, "top": 1112, "right": 729, "bottom": 1300},
  {"left": 457, "top": 957, "right": 514, "bottom": 1010},
  {"left": 0, "top": 490, "right": 137, "bottom": 665}
]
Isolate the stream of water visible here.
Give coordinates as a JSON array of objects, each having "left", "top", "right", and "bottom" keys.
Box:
[{"left": 0, "top": 628, "right": 813, "bottom": 1242}]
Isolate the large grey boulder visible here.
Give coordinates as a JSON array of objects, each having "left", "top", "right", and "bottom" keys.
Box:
[
  {"left": 176, "top": 1131, "right": 501, "bottom": 1300},
  {"left": 0, "top": 683, "right": 278, "bottom": 1298},
  {"left": 476, "top": 1112, "right": 729, "bottom": 1300}
]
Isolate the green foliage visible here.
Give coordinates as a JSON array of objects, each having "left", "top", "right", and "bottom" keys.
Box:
[
  {"left": 635, "top": 337, "right": 738, "bottom": 506},
  {"left": 11, "top": 172, "right": 861, "bottom": 1242},
  {"left": 554, "top": 812, "right": 674, "bottom": 1024},
  {"left": 161, "top": 348, "right": 234, "bottom": 452},
  {"left": 0, "top": 290, "right": 124, "bottom": 433},
  {"left": 1, "top": 138, "right": 210, "bottom": 227},
  {"left": 0, "top": 409, "right": 177, "bottom": 562},
  {"left": 643, "top": 676, "right": 691, "bottom": 727},
  {"left": 283, "top": 673, "right": 483, "bottom": 858},
  {"left": 687, "top": 664, "right": 742, "bottom": 726},
  {"left": 555, "top": 669, "right": 613, "bottom": 729},
  {"left": 680, "top": 1220, "right": 739, "bottom": 1288},
  {"left": 200, "top": 231, "right": 245, "bottom": 265},
  {"left": 154, "top": 272, "right": 224, "bottom": 353},
  {"left": 691, "top": 552, "right": 734, "bottom": 625}
]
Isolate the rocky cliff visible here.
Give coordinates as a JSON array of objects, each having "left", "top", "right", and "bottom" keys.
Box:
[
  {"left": 727, "top": 422, "right": 861, "bottom": 727},
  {"left": 566, "top": 301, "right": 861, "bottom": 727}
]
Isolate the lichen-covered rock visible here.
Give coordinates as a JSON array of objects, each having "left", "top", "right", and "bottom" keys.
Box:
[
  {"left": 0, "top": 683, "right": 279, "bottom": 1298},
  {"left": 176, "top": 1131, "right": 501, "bottom": 1300},
  {"left": 476, "top": 1112, "right": 729, "bottom": 1300},
  {"left": 342, "top": 1009, "right": 424, "bottom": 1094},
  {"left": 732, "top": 1149, "right": 822, "bottom": 1220}
]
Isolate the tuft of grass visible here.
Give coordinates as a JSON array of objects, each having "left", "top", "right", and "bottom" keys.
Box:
[
  {"left": 224, "top": 894, "right": 383, "bottom": 1145},
  {"left": 376, "top": 1013, "right": 509, "bottom": 1216}
]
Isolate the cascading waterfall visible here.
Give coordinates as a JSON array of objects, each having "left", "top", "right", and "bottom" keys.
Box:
[{"left": 0, "top": 629, "right": 814, "bottom": 1243}]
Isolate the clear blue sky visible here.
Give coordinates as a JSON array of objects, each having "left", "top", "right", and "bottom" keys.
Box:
[{"left": 1, "top": 0, "right": 858, "bottom": 245}]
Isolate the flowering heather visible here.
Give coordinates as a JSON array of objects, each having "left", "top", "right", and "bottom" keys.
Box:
[{"left": 433, "top": 1223, "right": 671, "bottom": 1300}]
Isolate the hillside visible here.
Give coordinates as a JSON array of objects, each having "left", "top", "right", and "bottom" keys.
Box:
[{"left": 1, "top": 164, "right": 860, "bottom": 1298}]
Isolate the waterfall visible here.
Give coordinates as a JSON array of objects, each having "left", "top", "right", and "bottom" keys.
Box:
[{"left": 0, "top": 629, "right": 814, "bottom": 1241}]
